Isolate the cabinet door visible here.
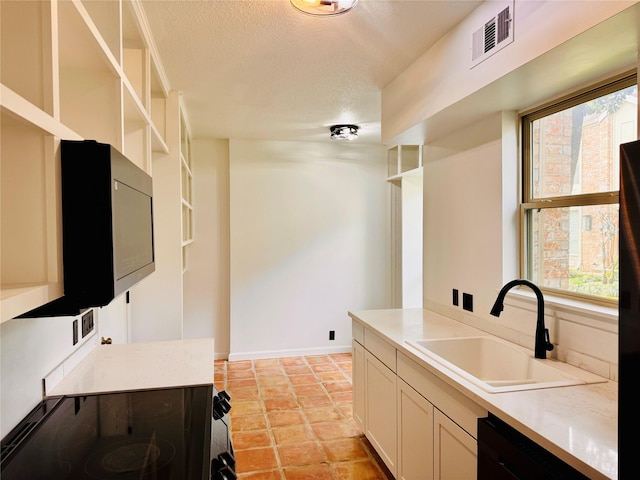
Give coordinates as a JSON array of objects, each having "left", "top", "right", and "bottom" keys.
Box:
[
  {"left": 398, "top": 379, "right": 434, "bottom": 480},
  {"left": 434, "top": 409, "right": 477, "bottom": 480},
  {"left": 352, "top": 339, "right": 366, "bottom": 432},
  {"left": 365, "top": 350, "right": 398, "bottom": 477}
]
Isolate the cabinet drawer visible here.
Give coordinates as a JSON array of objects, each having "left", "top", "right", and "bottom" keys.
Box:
[
  {"left": 397, "top": 351, "right": 486, "bottom": 438},
  {"left": 352, "top": 319, "right": 365, "bottom": 344},
  {"left": 365, "top": 329, "right": 396, "bottom": 372}
]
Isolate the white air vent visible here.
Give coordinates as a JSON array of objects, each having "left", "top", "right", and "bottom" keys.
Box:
[{"left": 471, "top": 1, "right": 514, "bottom": 68}]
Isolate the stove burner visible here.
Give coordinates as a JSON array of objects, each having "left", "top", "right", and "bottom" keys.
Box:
[
  {"left": 103, "top": 443, "right": 161, "bottom": 472},
  {"left": 113, "top": 399, "right": 176, "bottom": 422},
  {"left": 85, "top": 437, "right": 176, "bottom": 479}
]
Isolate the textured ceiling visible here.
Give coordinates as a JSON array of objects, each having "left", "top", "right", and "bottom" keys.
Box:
[{"left": 141, "top": 0, "right": 482, "bottom": 144}]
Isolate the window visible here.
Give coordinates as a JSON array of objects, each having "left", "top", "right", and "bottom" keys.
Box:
[{"left": 521, "top": 74, "right": 637, "bottom": 304}]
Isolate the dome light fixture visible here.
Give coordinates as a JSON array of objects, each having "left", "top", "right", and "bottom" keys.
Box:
[
  {"left": 290, "top": 0, "right": 358, "bottom": 17},
  {"left": 330, "top": 124, "right": 359, "bottom": 141}
]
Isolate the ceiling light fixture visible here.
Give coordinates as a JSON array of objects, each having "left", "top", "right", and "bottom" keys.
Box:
[
  {"left": 330, "top": 124, "right": 359, "bottom": 141},
  {"left": 290, "top": 0, "right": 358, "bottom": 17}
]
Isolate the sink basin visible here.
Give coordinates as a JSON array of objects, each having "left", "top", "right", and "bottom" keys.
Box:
[{"left": 405, "top": 336, "right": 607, "bottom": 393}]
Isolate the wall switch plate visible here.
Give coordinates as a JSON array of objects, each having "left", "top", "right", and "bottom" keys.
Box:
[
  {"left": 81, "top": 310, "right": 94, "bottom": 338},
  {"left": 329, "top": 330, "right": 335, "bottom": 341},
  {"left": 453, "top": 289, "right": 459, "bottom": 306},
  {"left": 463, "top": 293, "right": 473, "bottom": 312},
  {"left": 72, "top": 319, "right": 79, "bottom": 345}
]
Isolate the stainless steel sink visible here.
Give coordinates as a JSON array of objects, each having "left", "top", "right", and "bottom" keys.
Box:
[{"left": 405, "top": 336, "right": 607, "bottom": 393}]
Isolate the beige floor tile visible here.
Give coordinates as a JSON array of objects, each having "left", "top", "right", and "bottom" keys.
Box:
[
  {"left": 322, "top": 438, "right": 368, "bottom": 463},
  {"left": 225, "top": 354, "right": 392, "bottom": 480},
  {"left": 277, "top": 441, "right": 326, "bottom": 467},
  {"left": 261, "top": 386, "right": 295, "bottom": 399},
  {"left": 234, "top": 447, "right": 279, "bottom": 473},
  {"left": 283, "top": 365, "right": 313, "bottom": 375},
  {"left": 264, "top": 397, "right": 300, "bottom": 412},
  {"left": 283, "top": 464, "right": 333, "bottom": 480},
  {"left": 304, "top": 406, "right": 342, "bottom": 424},
  {"left": 272, "top": 424, "right": 315, "bottom": 445},
  {"left": 333, "top": 459, "right": 388, "bottom": 480},
  {"left": 297, "top": 394, "right": 333, "bottom": 409},
  {"left": 309, "top": 420, "right": 357, "bottom": 441},
  {"left": 230, "top": 399, "right": 264, "bottom": 417},
  {"left": 231, "top": 413, "right": 268, "bottom": 432},
  {"left": 267, "top": 410, "right": 305, "bottom": 427},
  {"left": 233, "top": 430, "right": 273, "bottom": 450},
  {"left": 280, "top": 357, "right": 306, "bottom": 366}
]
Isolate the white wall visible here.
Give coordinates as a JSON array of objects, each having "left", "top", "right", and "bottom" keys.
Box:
[
  {"left": 97, "top": 295, "right": 129, "bottom": 344},
  {"left": 383, "top": 0, "right": 638, "bottom": 145},
  {"left": 228, "top": 139, "right": 390, "bottom": 360},
  {"left": 423, "top": 114, "right": 506, "bottom": 319},
  {"left": 183, "top": 138, "right": 231, "bottom": 359},
  {"left": 128, "top": 91, "right": 184, "bottom": 343},
  {"left": 401, "top": 173, "right": 423, "bottom": 308},
  {"left": 0, "top": 315, "right": 97, "bottom": 437}
]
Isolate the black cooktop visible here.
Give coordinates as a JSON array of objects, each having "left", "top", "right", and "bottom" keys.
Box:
[{"left": 0, "top": 385, "right": 213, "bottom": 479}]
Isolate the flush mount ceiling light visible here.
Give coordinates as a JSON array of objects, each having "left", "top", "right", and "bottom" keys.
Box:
[
  {"left": 290, "top": 0, "right": 358, "bottom": 16},
  {"left": 330, "top": 124, "right": 359, "bottom": 140}
]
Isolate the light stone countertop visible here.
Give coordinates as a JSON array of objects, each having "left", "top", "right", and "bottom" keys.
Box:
[
  {"left": 47, "top": 338, "right": 215, "bottom": 396},
  {"left": 349, "top": 308, "right": 617, "bottom": 480}
]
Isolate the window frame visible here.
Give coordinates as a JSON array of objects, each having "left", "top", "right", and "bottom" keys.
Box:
[{"left": 520, "top": 72, "right": 637, "bottom": 306}]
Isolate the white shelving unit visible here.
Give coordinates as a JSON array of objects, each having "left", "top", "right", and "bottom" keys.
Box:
[
  {"left": 387, "top": 145, "right": 423, "bottom": 181},
  {"left": 386, "top": 145, "right": 424, "bottom": 308},
  {"left": 180, "top": 108, "right": 193, "bottom": 273},
  {"left": 0, "top": 0, "right": 171, "bottom": 323}
]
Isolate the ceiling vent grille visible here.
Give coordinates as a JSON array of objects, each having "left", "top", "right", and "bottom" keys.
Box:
[{"left": 471, "top": 1, "right": 514, "bottom": 68}]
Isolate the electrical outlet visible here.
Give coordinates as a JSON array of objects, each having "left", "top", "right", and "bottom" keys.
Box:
[
  {"left": 72, "top": 319, "right": 78, "bottom": 345},
  {"left": 452, "top": 289, "right": 459, "bottom": 306},
  {"left": 329, "top": 330, "right": 335, "bottom": 341},
  {"left": 463, "top": 293, "right": 473, "bottom": 312},
  {"left": 81, "top": 310, "right": 94, "bottom": 338}
]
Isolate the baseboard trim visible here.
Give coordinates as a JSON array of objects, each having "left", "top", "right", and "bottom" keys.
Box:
[{"left": 227, "top": 344, "right": 351, "bottom": 362}]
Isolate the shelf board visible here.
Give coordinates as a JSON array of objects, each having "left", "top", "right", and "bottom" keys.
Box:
[
  {"left": 1, "top": 84, "right": 82, "bottom": 139},
  {"left": 386, "top": 166, "right": 423, "bottom": 183},
  {"left": 0, "top": 283, "right": 63, "bottom": 324},
  {"left": 150, "top": 121, "right": 169, "bottom": 153},
  {"left": 122, "top": 78, "right": 148, "bottom": 124}
]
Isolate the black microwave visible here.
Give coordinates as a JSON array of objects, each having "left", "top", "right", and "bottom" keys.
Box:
[{"left": 20, "top": 140, "right": 155, "bottom": 318}]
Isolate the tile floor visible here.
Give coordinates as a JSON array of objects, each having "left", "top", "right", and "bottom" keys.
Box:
[{"left": 214, "top": 353, "right": 394, "bottom": 480}]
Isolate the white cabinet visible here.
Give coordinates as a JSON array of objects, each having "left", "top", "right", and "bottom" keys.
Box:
[
  {"left": 434, "top": 409, "right": 477, "bottom": 480},
  {"left": 365, "top": 349, "right": 398, "bottom": 476},
  {"left": 398, "top": 379, "right": 434, "bottom": 480},
  {"left": 352, "top": 322, "right": 398, "bottom": 476},
  {"left": 352, "top": 339, "right": 366, "bottom": 431},
  {"left": 352, "top": 320, "right": 487, "bottom": 480}
]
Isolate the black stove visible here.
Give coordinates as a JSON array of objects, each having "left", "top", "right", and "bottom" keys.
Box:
[{"left": 1, "top": 385, "right": 235, "bottom": 479}]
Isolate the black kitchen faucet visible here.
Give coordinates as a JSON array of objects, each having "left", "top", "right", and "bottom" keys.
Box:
[{"left": 490, "top": 279, "right": 555, "bottom": 359}]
